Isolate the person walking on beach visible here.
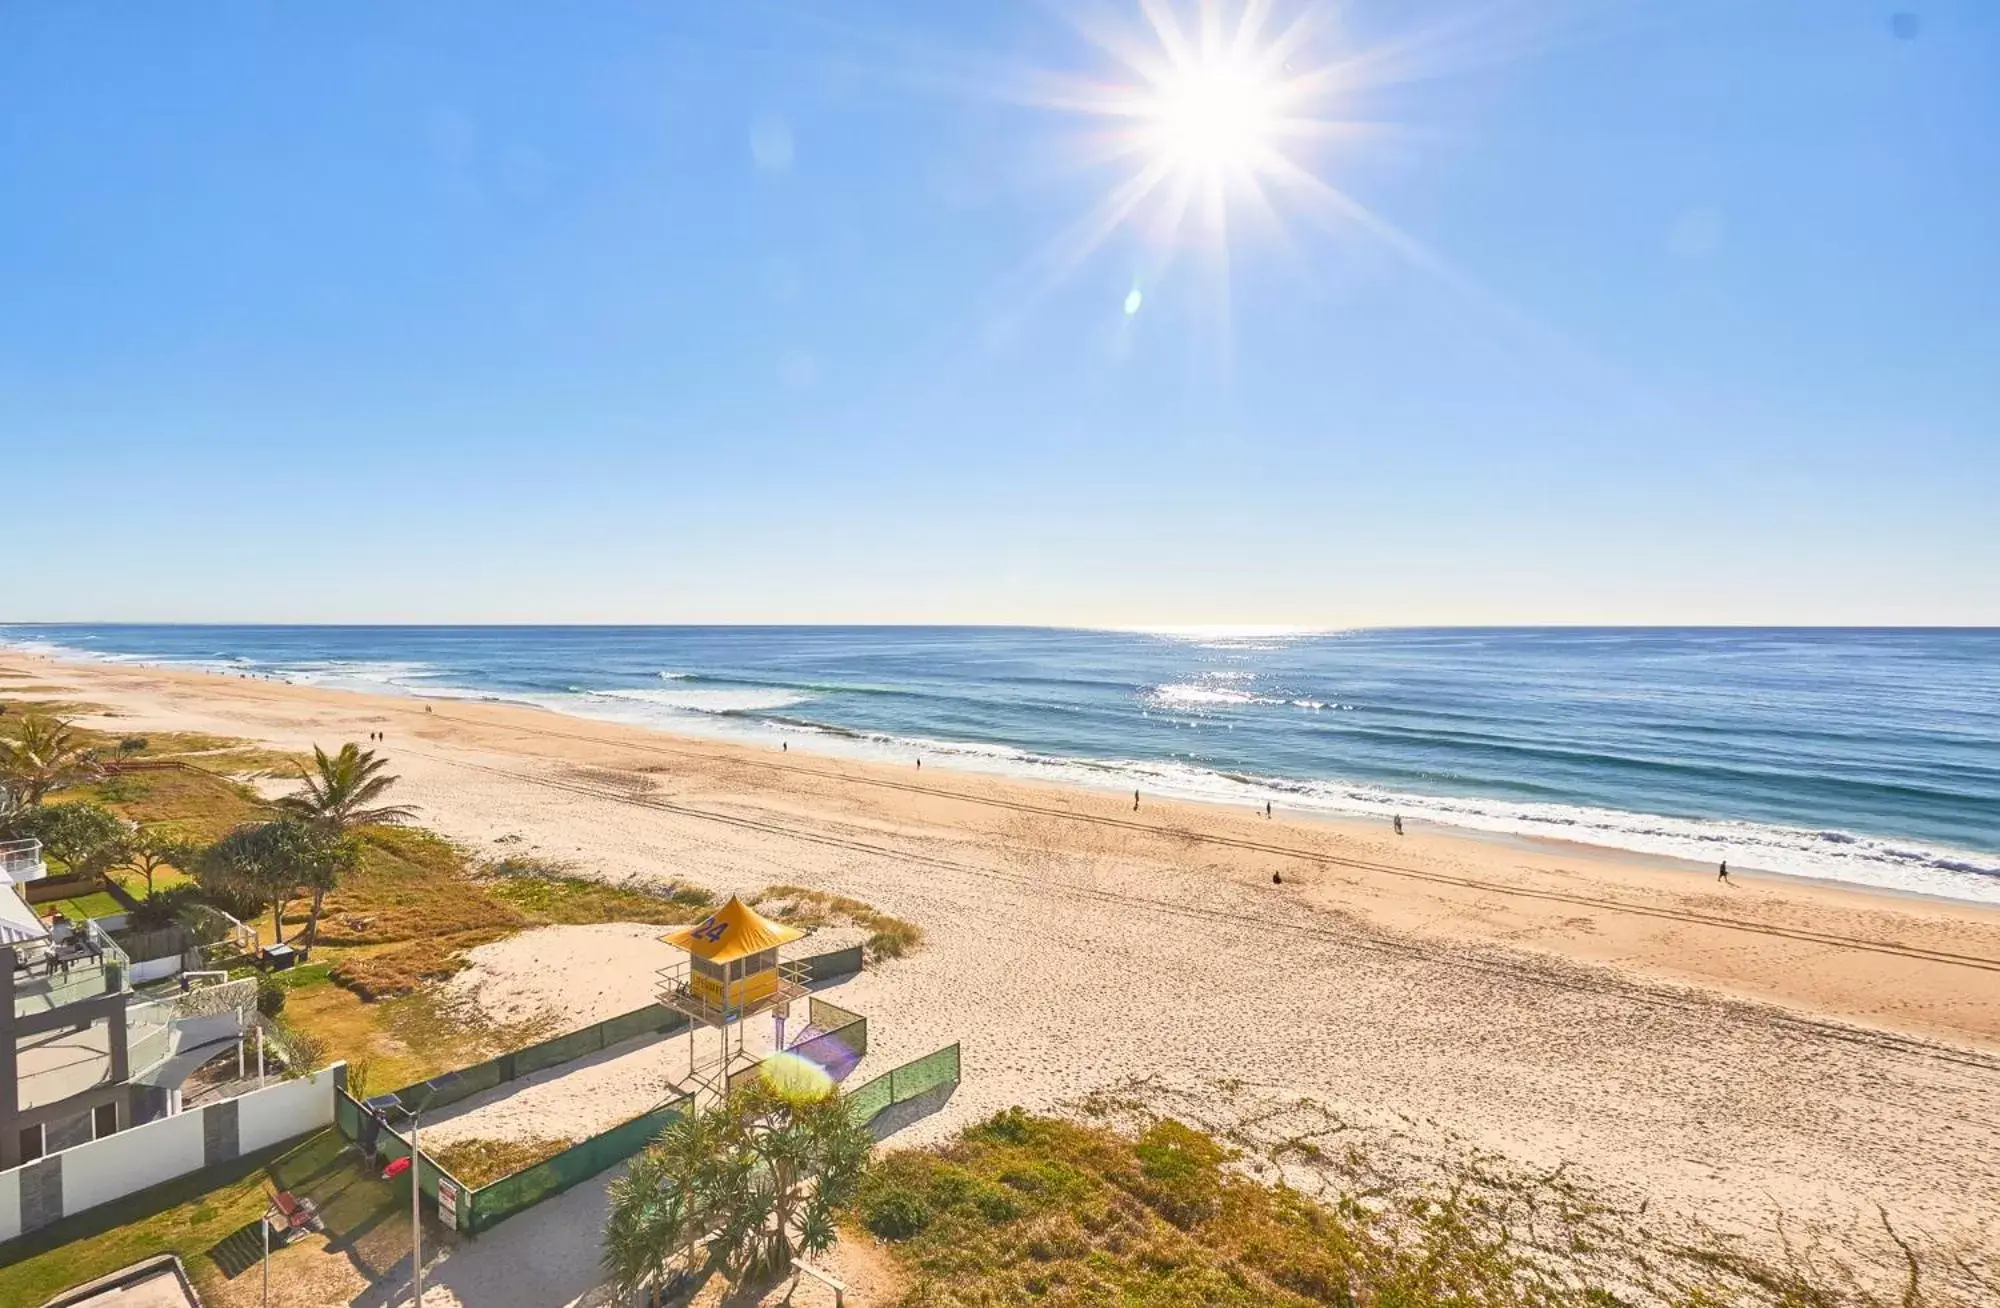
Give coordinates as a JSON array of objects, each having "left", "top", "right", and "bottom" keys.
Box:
[
  {"left": 1264, "top": 800, "right": 1272, "bottom": 819},
  {"left": 1718, "top": 860, "right": 1730, "bottom": 883},
  {"left": 1393, "top": 814, "right": 1404, "bottom": 836},
  {"left": 1133, "top": 789, "right": 1140, "bottom": 811}
]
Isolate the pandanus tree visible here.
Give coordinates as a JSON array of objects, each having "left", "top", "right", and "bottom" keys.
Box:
[
  {"left": 196, "top": 818, "right": 358, "bottom": 947},
  {"left": 603, "top": 1075, "right": 872, "bottom": 1299},
  {"left": 0, "top": 715, "right": 102, "bottom": 806},
  {"left": 275, "top": 742, "right": 416, "bottom": 833}
]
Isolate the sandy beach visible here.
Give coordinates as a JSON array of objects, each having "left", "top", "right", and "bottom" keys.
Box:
[{"left": 7, "top": 649, "right": 1999, "bottom": 1295}]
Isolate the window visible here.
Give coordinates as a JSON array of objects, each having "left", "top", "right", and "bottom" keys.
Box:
[
  {"left": 93, "top": 1102, "right": 118, "bottom": 1139},
  {"left": 18, "top": 1123, "right": 43, "bottom": 1163}
]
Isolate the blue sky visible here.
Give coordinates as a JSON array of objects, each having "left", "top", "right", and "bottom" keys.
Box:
[{"left": 2, "top": 1, "right": 1995, "bottom": 626}]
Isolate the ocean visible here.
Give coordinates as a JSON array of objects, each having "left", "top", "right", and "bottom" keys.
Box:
[{"left": 4, "top": 624, "right": 1997, "bottom": 903}]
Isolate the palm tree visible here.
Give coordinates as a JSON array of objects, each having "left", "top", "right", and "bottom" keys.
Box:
[
  {"left": 276, "top": 743, "right": 416, "bottom": 833},
  {"left": 0, "top": 715, "right": 102, "bottom": 806}
]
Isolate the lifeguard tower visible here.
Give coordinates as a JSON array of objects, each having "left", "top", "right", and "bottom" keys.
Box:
[{"left": 656, "top": 897, "right": 809, "bottom": 1103}]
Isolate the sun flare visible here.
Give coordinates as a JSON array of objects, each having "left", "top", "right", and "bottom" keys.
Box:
[
  {"left": 1148, "top": 60, "right": 1279, "bottom": 173},
  {"left": 987, "top": 0, "right": 1456, "bottom": 335}
]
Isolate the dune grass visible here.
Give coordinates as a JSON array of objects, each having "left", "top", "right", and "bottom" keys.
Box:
[
  {"left": 752, "top": 883, "right": 924, "bottom": 961},
  {"left": 428, "top": 1135, "right": 580, "bottom": 1188},
  {"left": 70, "top": 764, "right": 268, "bottom": 842},
  {"left": 856, "top": 1108, "right": 1991, "bottom": 1308},
  {"left": 480, "top": 853, "right": 715, "bottom": 926}
]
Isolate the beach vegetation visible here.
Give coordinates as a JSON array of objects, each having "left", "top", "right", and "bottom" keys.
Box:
[
  {"left": 481, "top": 853, "right": 715, "bottom": 924},
  {"left": 195, "top": 817, "right": 360, "bottom": 947},
  {"left": 604, "top": 1078, "right": 875, "bottom": 1296},
  {"left": 751, "top": 883, "right": 924, "bottom": 962},
  {"left": 858, "top": 1108, "right": 1992, "bottom": 1308},
  {"left": 430, "top": 1135, "right": 578, "bottom": 1188}
]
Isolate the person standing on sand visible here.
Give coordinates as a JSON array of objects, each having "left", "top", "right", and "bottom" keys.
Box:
[
  {"left": 1265, "top": 800, "right": 1272, "bottom": 819},
  {"left": 782, "top": 741, "right": 787, "bottom": 752},
  {"left": 1133, "top": 789, "right": 1140, "bottom": 811},
  {"left": 1719, "top": 860, "right": 1730, "bottom": 883},
  {"left": 1393, "top": 814, "right": 1404, "bottom": 836}
]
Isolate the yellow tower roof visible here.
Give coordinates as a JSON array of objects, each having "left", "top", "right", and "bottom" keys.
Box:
[{"left": 662, "top": 896, "right": 805, "bottom": 964}]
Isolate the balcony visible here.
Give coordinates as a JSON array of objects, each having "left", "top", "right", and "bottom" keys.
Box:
[
  {"left": 0, "top": 838, "right": 46, "bottom": 885},
  {"left": 12, "top": 918, "right": 131, "bottom": 1020}
]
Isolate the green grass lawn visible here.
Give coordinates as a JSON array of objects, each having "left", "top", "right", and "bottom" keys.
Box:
[
  {"left": 110, "top": 864, "right": 195, "bottom": 900},
  {"left": 47, "top": 890, "right": 126, "bottom": 921},
  {"left": 0, "top": 1129, "right": 401, "bottom": 1307}
]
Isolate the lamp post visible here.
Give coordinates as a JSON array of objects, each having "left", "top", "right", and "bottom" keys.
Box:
[
  {"left": 261, "top": 1199, "right": 279, "bottom": 1307},
  {"left": 410, "top": 1106, "right": 423, "bottom": 1308}
]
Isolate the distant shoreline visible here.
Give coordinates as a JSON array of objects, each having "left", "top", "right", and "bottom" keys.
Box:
[{"left": 5, "top": 623, "right": 1997, "bottom": 906}]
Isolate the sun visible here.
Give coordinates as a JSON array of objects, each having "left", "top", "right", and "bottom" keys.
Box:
[
  {"left": 980, "top": 0, "right": 1451, "bottom": 343},
  {"left": 1148, "top": 59, "right": 1279, "bottom": 174},
  {"left": 1007, "top": 1, "right": 1383, "bottom": 284}
]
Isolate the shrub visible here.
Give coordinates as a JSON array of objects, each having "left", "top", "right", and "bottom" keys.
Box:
[
  {"left": 270, "top": 1021, "right": 327, "bottom": 1075},
  {"left": 973, "top": 1106, "right": 1035, "bottom": 1144},
  {"left": 119, "top": 737, "right": 149, "bottom": 754},
  {"left": 256, "top": 977, "right": 286, "bottom": 1018},
  {"left": 127, "top": 884, "right": 201, "bottom": 932},
  {"left": 973, "top": 1184, "right": 1025, "bottom": 1224},
  {"left": 864, "top": 1187, "right": 931, "bottom": 1241},
  {"left": 1130, "top": 1118, "right": 1226, "bottom": 1228}
]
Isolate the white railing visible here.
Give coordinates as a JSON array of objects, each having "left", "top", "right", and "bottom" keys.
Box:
[
  {"left": 180, "top": 902, "right": 259, "bottom": 960},
  {"left": 0, "top": 838, "right": 45, "bottom": 884}
]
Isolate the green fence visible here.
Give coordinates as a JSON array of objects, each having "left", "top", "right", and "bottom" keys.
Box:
[
  {"left": 333, "top": 1088, "right": 477, "bottom": 1226},
  {"left": 381, "top": 1002, "right": 690, "bottom": 1113},
  {"left": 795, "top": 943, "right": 863, "bottom": 984},
  {"left": 376, "top": 940, "right": 863, "bottom": 1115},
  {"left": 845, "top": 1043, "right": 961, "bottom": 1129},
  {"left": 464, "top": 1093, "right": 692, "bottom": 1233},
  {"left": 792, "top": 997, "right": 868, "bottom": 1080},
  {"left": 330, "top": 944, "right": 871, "bottom": 1235}
]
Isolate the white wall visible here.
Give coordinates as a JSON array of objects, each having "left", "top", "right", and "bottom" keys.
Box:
[
  {"left": 130, "top": 954, "right": 180, "bottom": 983},
  {"left": 0, "top": 1164, "right": 20, "bottom": 1244},
  {"left": 0, "top": 1062, "right": 342, "bottom": 1240},
  {"left": 239, "top": 1066, "right": 337, "bottom": 1154},
  {"left": 62, "top": 1110, "right": 206, "bottom": 1214}
]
